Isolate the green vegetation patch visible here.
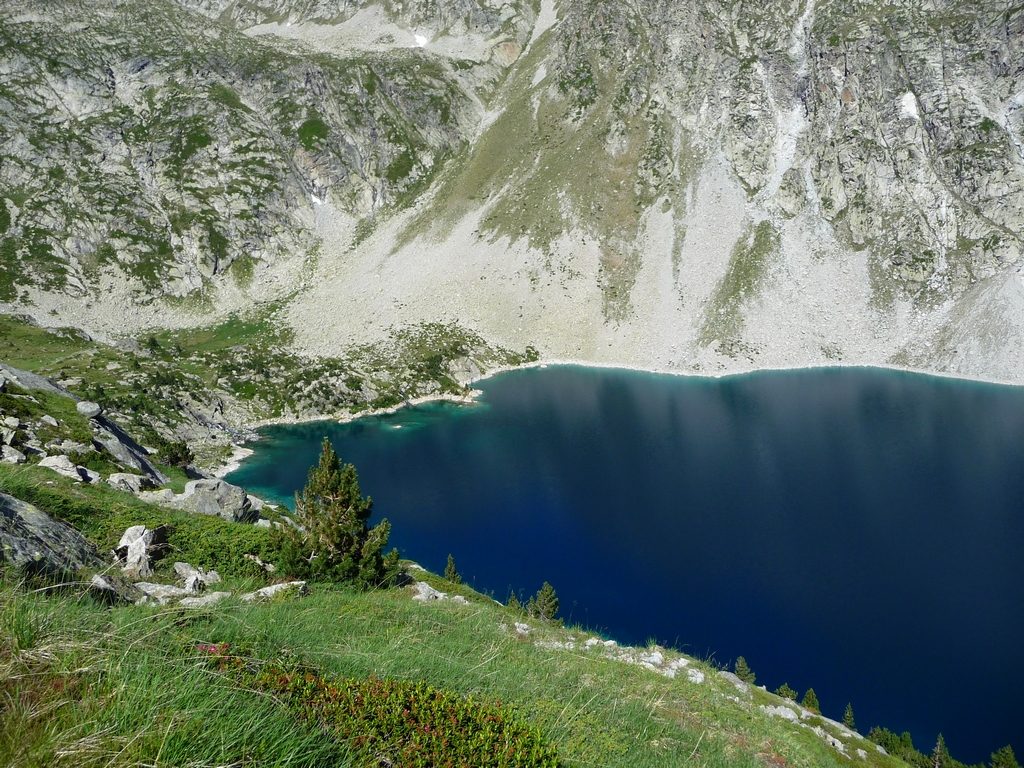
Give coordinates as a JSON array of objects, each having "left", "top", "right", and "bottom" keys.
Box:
[
  {"left": 208, "top": 82, "right": 247, "bottom": 111},
  {"left": 298, "top": 116, "right": 330, "bottom": 150},
  {"left": 217, "top": 655, "right": 561, "bottom": 767},
  {"left": 700, "top": 219, "right": 781, "bottom": 347}
]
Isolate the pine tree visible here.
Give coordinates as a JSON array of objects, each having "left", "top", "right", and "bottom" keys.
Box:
[
  {"left": 275, "top": 437, "right": 400, "bottom": 589},
  {"left": 530, "top": 581, "right": 560, "bottom": 622},
  {"left": 801, "top": 688, "right": 820, "bottom": 714},
  {"left": 506, "top": 590, "right": 523, "bottom": 612},
  {"left": 931, "top": 733, "right": 948, "bottom": 768},
  {"left": 775, "top": 683, "right": 797, "bottom": 701},
  {"left": 444, "top": 554, "right": 462, "bottom": 584},
  {"left": 991, "top": 745, "right": 1021, "bottom": 768},
  {"left": 842, "top": 702, "right": 856, "bottom": 730},
  {"left": 734, "top": 656, "right": 756, "bottom": 684}
]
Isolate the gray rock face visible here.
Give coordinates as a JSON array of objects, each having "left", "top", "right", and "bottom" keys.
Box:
[
  {"left": 0, "top": 491, "right": 104, "bottom": 577},
  {"left": 177, "top": 479, "right": 257, "bottom": 523},
  {"left": 76, "top": 401, "right": 102, "bottom": 418},
  {"left": 107, "top": 473, "right": 152, "bottom": 493},
  {"left": 91, "top": 419, "right": 167, "bottom": 485}
]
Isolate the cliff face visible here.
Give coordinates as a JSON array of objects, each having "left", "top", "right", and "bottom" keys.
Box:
[{"left": 2, "top": 0, "right": 1023, "bottom": 381}]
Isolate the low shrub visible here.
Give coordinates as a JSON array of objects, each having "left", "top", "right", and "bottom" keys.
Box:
[{"left": 212, "top": 651, "right": 561, "bottom": 767}]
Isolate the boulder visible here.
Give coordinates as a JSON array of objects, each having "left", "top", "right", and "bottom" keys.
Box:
[
  {"left": 40, "top": 415, "right": 58, "bottom": 427},
  {"left": 3, "top": 416, "right": 20, "bottom": 428},
  {"left": 1, "top": 428, "right": 15, "bottom": 445},
  {"left": 107, "top": 473, "right": 152, "bottom": 494},
  {"left": 114, "top": 525, "right": 168, "bottom": 578},
  {"left": 173, "top": 561, "right": 221, "bottom": 593},
  {"left": 1, "top": 491, "right": 104, "bottom": 577},
  {"left": 138, "top": 488, "right": 176, "bottom": 504},
  {"left": 89, "top": 573, "right": 143, "bottom": 605},
  {"left": 1, "top": 445, "right": 25, "bottom": 464},
  {"left": 76, "top": 401, "right": 102, "bottom": 418},
  {"left": 38, "top": 455, "right": 98, "bottom": 483},
  {"left": 135, "top": 581, "right": 192, "bottom": 605},
  {"left": 411, "top": 581, "right": 446, "bottom": 602},
  {"left": 240, "top": 581, "right": 308, "bottom": 602},
  {"left": 180, "top": 591, "right": 232, "bottom": 608},
  {"left": 177, "top": 479, "right": 257, "bottom": 523}
]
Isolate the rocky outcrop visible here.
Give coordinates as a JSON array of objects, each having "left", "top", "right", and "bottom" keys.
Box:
[
  {"left": 0, "top": 491, "right": 104, "bottom": 577},
  {"left": 173, "top": 561, "right": 221, "bottom": 593},
  {"left": 140, "top": 479, "right": 258, "bottom": 523},
  {"left": 38, "top": 455, "right": 100, "bottom": 483},
  {"left": 113, "top": 525, "right": 169, "bottom": 579}
]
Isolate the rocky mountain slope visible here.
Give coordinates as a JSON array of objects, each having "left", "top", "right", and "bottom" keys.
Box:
[{"left": 2, "top": 0, "right": 1023, "bottom": 382}]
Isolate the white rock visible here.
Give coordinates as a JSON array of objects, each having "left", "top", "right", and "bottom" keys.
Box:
[
  {"left": 38, "top": 454, "right": 95, "bottom": 482},
  {"left": 856, "top": 748, "right": 867, "bottom": 759},
  {"left": 76, "top": 401, "right": 102, "bottom": 418},
  {"left": 180, "top": 591, "right": 232, "bottom": 608},
  {"left": 640, "top": 650, "right": 664, "bottom": 667},
  {"left": 1, "top": 445, "right": 25, "bottom": 464},
  {"left": 40, "top": 415, "right": 58, "bottom": 427},
  {"left": 135, "top": 582, "right": 192, "bottom": 605},
  {"left": 3, "top": 416, "right": 20, "bottom": 428},
  {"left": 514, "top": 622, "right": 531, "bottom": 635},
  {"left": 411, "top": 581, "right": 446, "bottom": 601},
  {"left": 240, "top": 581, "right": 308, "bottom": 602},
  {"left": 584, "top": 637, "right": 600, "bottom": 648},
  {"left": 761, "top": 704, "right": 800, "bottom": 722},
  {"left": 686, "top": 668, "right": 705, "bottom": 684}
]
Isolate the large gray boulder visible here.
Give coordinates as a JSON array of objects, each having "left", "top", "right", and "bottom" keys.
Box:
[
  {"left": 76, "top": 401, "right": 102, "bottom": 418},
  {"left": 38, "top": 455, "right": 99, "bottom": 483},
  {"left": 176, "top": 479, "right": 257, "bottom": 523},
  {"left": 0, "top": 492, "right": 104, "bottom": 577}
]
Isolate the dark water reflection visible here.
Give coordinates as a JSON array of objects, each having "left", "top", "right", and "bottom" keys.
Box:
[{"left": 228, "top": 365, "right": 1024, "bottom": 762}]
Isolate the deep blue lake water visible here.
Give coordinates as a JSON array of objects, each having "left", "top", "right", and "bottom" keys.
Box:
[{"left": 228, "top": 365, "right": 1024, "bottom": 763}]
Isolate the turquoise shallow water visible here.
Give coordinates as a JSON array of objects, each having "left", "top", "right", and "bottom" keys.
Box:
[{"left": 228, "top": 365, "right": 1024, "bottom": 762}]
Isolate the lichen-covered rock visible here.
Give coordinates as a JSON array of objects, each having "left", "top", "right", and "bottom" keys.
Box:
[
  {"left": 76, "top": 401, "right": 102, "bottom": 418},
  {"left": 0, "top": 491, "right": 104, "bottom": 577}
]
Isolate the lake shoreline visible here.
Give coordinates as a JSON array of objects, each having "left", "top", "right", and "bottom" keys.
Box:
[{"left": 212, "top": 358, "right": 1024, "bottom": 477}]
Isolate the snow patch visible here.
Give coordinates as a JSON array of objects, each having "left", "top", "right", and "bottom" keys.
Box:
[{"left": 900, "top": 92, "right": 919, "bottom": 120}]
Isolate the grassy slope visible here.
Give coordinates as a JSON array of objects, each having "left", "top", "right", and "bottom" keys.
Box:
[{"left": 0, "top": 463, "right": 909, "bottom": 768}]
